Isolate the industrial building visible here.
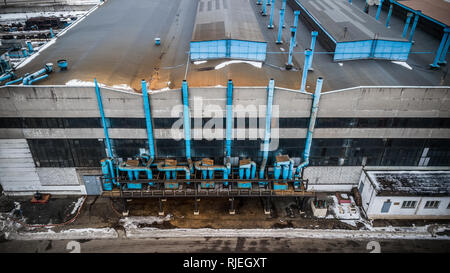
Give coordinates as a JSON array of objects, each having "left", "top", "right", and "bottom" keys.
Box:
[{"left": 0, "top": 0, "right": 449, "bottom": 218}]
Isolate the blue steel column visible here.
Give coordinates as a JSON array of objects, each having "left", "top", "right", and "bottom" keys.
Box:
[
  {"left": 431, "top": 28, "right": 450, "bottom": 68},
  {"left": 286, "top": 26, "right": 296, "bottom": 69},
  {"left": 226, "top": 79, "right": 233, "bottom": 157},
  {"left": 141, "top": 80, "right": 155, "bottom": 158},
  {"left": 402, "top": 13, "right": 413, "bottom": 38},
  {"left": 293, "top": 10, "right": 300, "bottom": 47},
  {"left": 376, "top": 0, "right": 384, "bottom": 21},
  {"left": 259, "top": 79, "right": 275, "bottom": 179},
  {"left": 268, "top": 0, "right": 275, "bottom": 29},
  {"left": 438, "top": 30, "right": 450, "bottom": 65},
  {"left": 94, "top": 79, "right": 113, "bottom": 158},
  {"left": 300, "top": 49, "right": 312, "bottom": 92},
  {"left": 385, "top": 1, "right": 393, "bottom": 28},
  {"left": 182, "top": 80, "right": 191, "bottom": 160},
  {"left": 276, "top": 3, "right": 285, "bottom": 44},
  {"left": 409, "top": 11, "right": 420, "bottom": 43},
  {"left": 262, "top": 0, "right": 267, "bottom": 16},
  {"left": 307, "top": 31, "right": 318, "bottom": 71}
]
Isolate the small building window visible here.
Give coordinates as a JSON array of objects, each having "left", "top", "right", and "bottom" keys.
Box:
[
  {"left": 424, "top": 201, "right": 440, "bottom": 209},
  {"left": 401, "top": 201, "right": 417, "bottom": 209}
]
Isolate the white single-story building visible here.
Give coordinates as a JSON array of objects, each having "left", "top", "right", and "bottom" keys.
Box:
[{"left": 358, "top": 167, "right": 450, "bottom": 220}]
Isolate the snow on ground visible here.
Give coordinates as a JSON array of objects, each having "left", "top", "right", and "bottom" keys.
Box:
[
  {"left": 193, "top": 60, "right": 207, "bottom": 65},
  {"left": 0, "top": 11, "right": 87, "bottom": 23},
  {"left": 5, "top": 228, "right": 118, "bottom": 240},
  {"left": 70, "top": 197, "right": 85, "bottom": 215},
  {"left": 391, "top": 61, "right": 413, "bottom": 70},
  {"left": 330, "top": 195, "right": 361, "bottom": 220},
  {"left": 65, "top": 79, "right": 134, "bottom": 91},
  {"left": 123, "top": 226, "right": 450, "bottom": 240},
  {"left": 215, "top": 60, "right": 262, "bottom": 70}
]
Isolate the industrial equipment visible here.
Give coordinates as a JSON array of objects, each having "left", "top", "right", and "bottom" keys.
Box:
[
  {"left": 97, "top": 77, "right": 324, "bottom": 199},
  {"left": 22, "top": 63, "right": 53, "bottom": 85},
  {"left": 57, "top": 59, "right": 68, "bottom": 71}
]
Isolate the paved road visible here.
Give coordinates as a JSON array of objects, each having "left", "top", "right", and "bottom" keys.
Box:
[{"left": 1, "top": 237, "right": 449, "bottom": 253}]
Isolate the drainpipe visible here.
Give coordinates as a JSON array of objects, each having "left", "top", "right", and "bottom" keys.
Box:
[
  {"left": 402, "top": 12, "right": 413, "bottom": 38},
  {"left": 141, "top": 79, "right": 155, "bottom": 180},
  {"left": 181, "top": 80, "right": 193, "bottom": 172},
  {"left": 385, "top": 1, "right": 393, "bottom": 28},
  {"left": 375, "top": 0, "right": 384, "bottom": 21},
  {"left": 259, "top": 79, "right": 275, "bottom": 179},
  {"left": 308, "top": 31, "right": 318, "bottom": 71},
  {"left": 300, "top": 49, "right": 312, "bottom": 92},
  {"left": 50, "top": 28, "right": 54, "bottom": 38},
  {"left": 295, "top": 77, "right": 323, "bottom": 178},
  {"left": 286, "top": 26, "right": 296, "bottom": 69},
  {"left": 293, "top": 10, "right": 300, "bottom": 47},
  {"left": 268, "top": 0, "right": 275, "bottom": 29},
  {"left": 276, "top": 2, "right": 286, "bottom": 44},
  {"left": 430, "top": 27, "right": 450, "bottom": 69},
  {"left": 94, "top": 78, "right": 113, "bottom": 158},
  {"left": 409, "top": 11, "right": 420, "bottom": 43},
  {"left": 21, "top": 48, "right": 28, "bottom": 58},
  {"left": 225, "top": 79, "right": 233, "bottom": 184}
]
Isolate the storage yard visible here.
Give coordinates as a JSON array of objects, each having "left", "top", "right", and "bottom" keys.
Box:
[{"left": 0, "top": 0, "right": 449, "bottom": 254}]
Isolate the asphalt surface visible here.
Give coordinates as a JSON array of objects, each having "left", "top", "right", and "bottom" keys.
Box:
[
  {"left": 13, "top": 0, "right": 450, "bottom": 91},
  {"left": 1, "top": 237, "right": 449, "bottom": 253}
]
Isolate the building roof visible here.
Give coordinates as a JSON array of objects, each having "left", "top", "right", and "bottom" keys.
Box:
[
  {"left": 367, "top": 170, "right": 450, "bottom": 197},
  {"left": 398, "top": 0, "right": 450, "bottom": 27},
  {"left": 295, "top": 0, "right": 408, "bottom": 42},
  {"left": 192, "top": 0, "right": 265, "bottom": 42}
]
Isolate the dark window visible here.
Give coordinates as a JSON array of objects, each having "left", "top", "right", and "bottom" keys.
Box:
[
  {"left": 401, "top": 201, "right": 417, "bottom": 209},
  {"left": 108, "top": 118, "right": 146, "bottom": 128},
  {"left": 424, "top": 201, "right": 440, "bottom": 209}
]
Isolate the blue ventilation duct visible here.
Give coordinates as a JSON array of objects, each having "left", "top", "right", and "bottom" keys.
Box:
[
  {"left": 295, "top": 77, "right": 323, "bottom": 179},
  {"left": 259, "top": 79, "right": 275, "bottom": 180}
]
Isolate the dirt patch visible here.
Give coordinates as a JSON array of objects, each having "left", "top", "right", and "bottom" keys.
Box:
[
  {"left": 0, "top": 195, "right": 15, "bottom": 213},
  {"left": 19, "top": 197, "right": 80, "bottom": 225},
  {"left": 137, "top": 221, "right": 177, "bottom": 229}
]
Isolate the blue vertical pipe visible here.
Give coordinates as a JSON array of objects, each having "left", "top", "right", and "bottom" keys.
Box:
[
  {"left": 141, "top": 80, "right": 155, "bottom": 159},
  {"left": 262, "top": 0, "right": 267, "bottom": 15},
  {"left": 226, "top": 80, "right": 233, "bottom": 157},
  {"left": 409, "top": 11, "right": 420, "bottom": 43},
  {"left": 300, "top": 49, "right": 312, "bottom": 92},
  {"left": 182, "top": 80, "right": 191, "bottom": 159},
  {"left": 286, "top": 26, "right": 296, "bottom": 68},
  {"left": 402, "top": 13, "right": 413, "bottom": 38},
  {"left": 386, "top": 2, "right": 393, "bottom": 28},
  {"left": 26, "top": 41, "right": 33, "bottom": 53},
  {"left": 307, "top": 31, "right": 318, "bottom": 71},
  {"left": 295, "top": 77, "right": 323, "bottom": 178},
  {"left": 94, "top": 78, "right": 113, "bottom": 158},
  {"left": 293, "top": 10, "right": 300, "bottom": 47},
  {"left": 268, "top": 0, "right": 275, "bottom": 28},
  {"left": 431, "top": 28, "right": 450, "bottom": 68},
  {"left": 376, "top": 0, "right": 384, "bottom": 21},
  {"left": 259, "top": 79, "right": 275, "bottom": 179},
  {"left": 50, "top": 28, "right": 54, "bottom": 38},
  {"left": 276, "top": 6, "right": 285, "bottom": 44},
  {"left": 438, "top": 31, "right": 450, "bottom": 65}
]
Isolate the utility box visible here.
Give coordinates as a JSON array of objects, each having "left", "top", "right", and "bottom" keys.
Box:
[
  {"left": 273, "top": 181, "right": 288, "bottom": 191},
  {"left": 311, "top": 193, "right": 328, "bottom": 217}
]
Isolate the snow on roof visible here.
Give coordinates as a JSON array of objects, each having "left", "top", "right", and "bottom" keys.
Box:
[{"left": 367, "top": 170, "right": 450, "bottom": 197}]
